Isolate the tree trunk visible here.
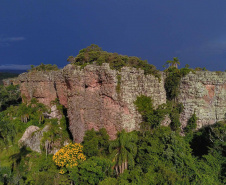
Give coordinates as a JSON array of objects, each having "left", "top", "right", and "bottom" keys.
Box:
[
  {"left": 119, "top": 165, "right": 122, "bottom": 174},
  {"left": 121, "top": 163, "right": 124, "bottom": 174},
  {"left": 115, "top": 165, "right": 119, "bottom": 176},
  {"left": 125, "top": 160, "right": 128, "bottom": 171}
]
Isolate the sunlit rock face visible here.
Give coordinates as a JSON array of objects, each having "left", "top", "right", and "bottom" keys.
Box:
[
  {"left": 16, "top": 64, "right": 226, "bottom": 142},
  {"left": 63, "top": 64, "right": 166, "bottom": 142},
  {"left": 179, "top": 71, "right": 226, "bottom": 129},
  {"left": 18, "top": 71, "right": 68, "bottom": 108},
  {"left": 17, "top": 64, "right": 166, "bottom": 142}
]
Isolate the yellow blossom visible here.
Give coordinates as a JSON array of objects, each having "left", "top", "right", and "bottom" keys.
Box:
[{"left": 53, "top": 143, "right": 86, "bottom": 174}]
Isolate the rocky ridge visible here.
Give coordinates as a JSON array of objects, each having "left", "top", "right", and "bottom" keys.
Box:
[{"left": 11, "top": 64, "right": 226, "bottom": 142}]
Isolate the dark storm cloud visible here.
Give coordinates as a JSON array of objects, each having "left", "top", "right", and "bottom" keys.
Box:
[{"left": 0, "top": 1, "right": 226, "bottom": 71}]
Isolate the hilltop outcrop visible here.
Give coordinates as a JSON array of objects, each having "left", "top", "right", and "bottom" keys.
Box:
[
  {"left": 16, "top": 64, "right": 166, "bottom": 142},
  {"left": 14, "top": 64, "right": 226, "bottom": 142}
]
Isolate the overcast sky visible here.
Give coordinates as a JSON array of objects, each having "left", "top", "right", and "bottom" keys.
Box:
[{"left": 1, "top": 0, "right": 226, "bottom": 71}]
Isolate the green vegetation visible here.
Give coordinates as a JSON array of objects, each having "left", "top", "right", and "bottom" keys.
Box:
[
  {"left": 195, "top": 67, "right": 208, "bottom": 71},
  {"left": 82, "top": 128, "right": 110, "bottom": 158},
  {"left": 164, "top": 66, "right": 192, "bottom": 101},
  {"left": 0, "top": 57, "right": 226, "bottom": 184},
  {"left": 0, "top": 85, "right": 21, "bottom": 111},
  {"left": 162, "top": 63, "right": 193, "bottom": 131},
  {"left": 134, "top": 95, "right": 183, "bottom": 131},
  {"left": 69, "top": 156, "right": 113, "bottom": 185},
  {"left": 28, "top": 63, "right": 59, "bottom": 72},
  {"left": 68, "top": 44, "right": 161, "bottom": 80},
  {"left": 134, "top": 95, "right": 168, "bottom": 130},
  {"left": 185, "top": 113, "right": 198, "bottom": 133},
  {"left": 0, "top": 92, "right": 225, "bottom": 184},
  {"left": 165, "top": 57, "right": 180, "bottom": 68},
  {"left": 109, "top": 130, "right": 138, "bottom": 175},
  {"left": 65, "top": 124, "right": 226, "bottom": 184},
  {"left": 0, "top": 93, "right": 72, "bottom": 184}
]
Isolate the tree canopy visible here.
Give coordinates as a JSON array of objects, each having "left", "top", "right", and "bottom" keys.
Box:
[{"left": 165, "top": 57, "right": 180, "bottom": 69}]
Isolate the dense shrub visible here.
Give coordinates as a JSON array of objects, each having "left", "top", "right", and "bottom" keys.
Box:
[
  {"left": 164, "top": 67, "right": 192, "bottom": 101},
  {"left": 0, "top": 84, "right": 21, "bottom": 111},
  {"left": 28, "top": 63, "right": 59, "bottom": 72},
  {"left": 69, "top": 157, "right": 113, "bottom": 185},
  {"left": 0, "top": 100, "right": 49, "bottom": 148},
  {"left": 184, "top": 112, "right": 198, "bottom": 142},
  {"left": 82, "top": 128, "right": 110, "bottom": 158},
  {"left": 0, "top": 97, "right": 74, "bottom": 184},
  {"left": 68, "top": 44, "right": 161, "bottom": 80},
  {"left": 134, "top": 95, "right": 168, "bottom": 130},
  {"left": 134, "top": 95, "right": 183, "bottom": 131}
]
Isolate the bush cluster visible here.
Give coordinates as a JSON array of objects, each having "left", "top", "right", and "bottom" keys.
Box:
[
  {"left": 0, "top": 85, "right": 21, "bottom": 111},
  {"left": 28, "top": 63, "right": 59, "bottom": 72},
  {"left": 68, "top": 44, "right": 161, "bottom": 80},
  {"left": 164, "top": 67, "right": 192, "bottom": 101},
  {"left": 134, "top": 95, "right": 184, "bottom": 131}
]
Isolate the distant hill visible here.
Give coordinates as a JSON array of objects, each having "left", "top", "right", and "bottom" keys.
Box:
[
  {"left": 0, "top": 72, "right": 21, "bottom": 85},
  {"left": 0, "top": 69, "right": 27, "bottom": 74}
]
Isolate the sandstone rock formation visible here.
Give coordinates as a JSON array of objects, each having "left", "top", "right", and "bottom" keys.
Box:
[
  {"left": 19, "top": 125, "right": 69, "bottom": 154},
  {"left": 18, "top": 71, "right": 67, "bottom": 107},
  {"left": 19, "top": 125, "right": 49, "bottom": 153},
  {"left": 2, "top": 77, "right": 19, "bottom": 86},
  {"left": 15, "top": 64, "right": 226, "bottom": 142},
  {"left": 179, "top": 71, "right": 226, "bottom": 129},
  {"left": 17, "top": 64, "right": 166, "bottom": 142}
]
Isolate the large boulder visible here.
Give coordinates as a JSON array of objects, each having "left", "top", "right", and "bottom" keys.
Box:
[{"left": 19, "top": 125, "right": 49, "bottom": 153}]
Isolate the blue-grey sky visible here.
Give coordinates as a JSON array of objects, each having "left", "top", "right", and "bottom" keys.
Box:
[{"left": 1, "top": 0, "right": 226, "bottom": 71}]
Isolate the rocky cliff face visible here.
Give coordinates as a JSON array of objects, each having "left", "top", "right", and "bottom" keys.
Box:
[
  {"left": 17, "top": 64, "right": 166, "bottom": 142},
  {"left": 63, "top": 64, "right": 166, "bottom": 142},
  {"left": 18, "top": 71, "right": 68, "bottom": 107},
  {"left": 16, "top": 65, "right": 226, "bottom": 142},
  {"left": 179, "top": 71, "right": 226, "bottom": 128}
]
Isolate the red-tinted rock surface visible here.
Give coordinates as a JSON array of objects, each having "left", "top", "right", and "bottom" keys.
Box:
[
  {"left": 17, "top": 64, "right": 166, "bottom": 142},
  {"left": 16, "top": 65, "right": 226, "bottom": 142},
  {"left": 63, "top": 64, "right": 166, "bottom": 142},
  {"left": 18, "top": 71, "right": 68, "bottom": 107}
]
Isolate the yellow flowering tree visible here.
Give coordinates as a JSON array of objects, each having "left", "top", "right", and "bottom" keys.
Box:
[{"left": 53, "top": 143, "right": 86, "bottom": 174}]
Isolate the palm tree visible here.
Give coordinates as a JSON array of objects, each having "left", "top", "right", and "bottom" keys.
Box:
[
  {"left": 109, "top": 130, "right": 138, "bottom": 175},
  {"left": 165, "top": 57, "right": 180, "bottom": 68}
]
